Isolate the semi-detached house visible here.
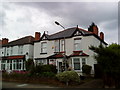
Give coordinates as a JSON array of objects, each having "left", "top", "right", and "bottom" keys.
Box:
[
  {"left": 0, "top": 36, "right": 34, "bottom": 71},
  {"left": 34, "top": 23, "right": 107, "bottom": 74}
]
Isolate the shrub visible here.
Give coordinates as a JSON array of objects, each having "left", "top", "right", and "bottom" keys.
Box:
[
  {"left": 82, "top": 64, "right": 92, "bottom": 75},
  {"left": 30, "top": 64, "right": 57, "bottom": 75},
  {"left": 41, "top": 72, "right": 56, "bottom": 78},
  {"left": 25, "top": 59, "right": 34, "bottom": 71},
  {"left": 41, "top": 65, "right": 57, "bottom": 74},
  {"left": 56, "top": 71, "right": 80, "bottom": 86}
]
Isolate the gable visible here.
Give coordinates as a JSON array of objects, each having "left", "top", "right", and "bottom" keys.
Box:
[
  {"left": 40, "top": 33, "right": 49, "bottom": 41},
  {"left": 42, "top": 35, "right": 48, "bottom": 40},
  {"left": 72, "top": 28, "right": 83, "bottom": 37}
]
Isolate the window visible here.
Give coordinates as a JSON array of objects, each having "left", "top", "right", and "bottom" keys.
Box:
[
  {"left": 41, "top": 42, "right": 47, "bottom": 53},
  {"left": 73, "top": 58, "right": 80, "bottom": 70},
  {"left": 74, "top": 38, "right": 81, "bottom": 51},
  {"left": 73, "top": 58, "right": 87, "bottom": 71},
  {"left": 10, "top": 47, "right": 13, "bottom": 55},
  {"left": 18, "top": 45, "right": 23, "bottom": 54},
  {"left": 61, "top": 40, "right": 65, "bottom": 51},
  {"left": 54, "top": 40, "right": 59, "bottom": 52},
  {"left": 82, "top": 58, "right": 86, "bottom": 65},
  {"left": 1, "top": 60, "right": 6, "bottom": 70},
  {"left": 7, "top": 47, "right": 9, "bottom": 56},
  {"left": 4, "top": 47, "right": 6, "bottom": 56}
]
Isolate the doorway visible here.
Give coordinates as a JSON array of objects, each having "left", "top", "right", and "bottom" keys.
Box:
[{"left": 58, "top": 62, "right": 62, "bottom": 73}]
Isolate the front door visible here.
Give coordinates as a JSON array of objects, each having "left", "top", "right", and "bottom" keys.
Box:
[{"left": 58, "top": 62, "right": 62, "bottom": 73}]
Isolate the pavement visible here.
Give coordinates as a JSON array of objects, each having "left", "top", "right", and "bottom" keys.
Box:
[{"left": 77, "top": 79, "right": 103, "bottom": 88}]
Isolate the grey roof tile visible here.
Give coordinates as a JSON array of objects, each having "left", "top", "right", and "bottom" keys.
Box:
[{"left": 2, "top": 36, "right": 34, "bottom": 47}]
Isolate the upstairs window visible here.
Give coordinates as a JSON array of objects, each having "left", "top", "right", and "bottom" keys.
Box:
[
  {"left": 61, "top": 39, "right": 65, "bottom": 52},
  {"left": 41, "top": 42, "right": 47, "bottom": 53},
  {"left": 10, "top": 47, "right": 13, "bottom": 55},
  {"left": 74, "top": 38, "right": 81, "bottom": 51},
  {"left": 18, "top": 45, "right": 23, "bottom": 54},
  {"left": 7, "top": 47, "right": 9, "bottom": 56},
  {"left": 54, "top": 40, "right": 59, "bottom": 52}
]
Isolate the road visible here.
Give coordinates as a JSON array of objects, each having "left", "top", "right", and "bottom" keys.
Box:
[{"left": 1, "top": 81, "right": 59, "bottom": 89}]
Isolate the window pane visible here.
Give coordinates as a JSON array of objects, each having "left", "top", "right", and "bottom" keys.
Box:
[
  {"left": 41, "top": 42, "right": 47, "bottom": 53},
  {"left": 55, "top": 40, "right": 59, "bottom": 52},
  {"left": 73, "top": 58, "right": 80, "bottom": 70},
  {"left": 82, "top": 58, "right": 86, "bottom": 65},
  {"left": 61, "top": 40, "right": 64, "bottom": 51},
  {"left": 74, "top": 63, "right": 80, "bottom": 70},
  {"left": 74, "top": 39, "right": 81, "bottom": 51}
]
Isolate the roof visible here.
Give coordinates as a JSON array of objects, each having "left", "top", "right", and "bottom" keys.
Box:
[
  {"left": 2, "top": 55, "right": 25, "bottom": 60},
  {"left": 37, "top": 26, "right": 107, "bottom": 45},
  {"left": 44, "top": 27, "right": 92, "bottom": 40},
  {"left": 47, "top": 52, "right": 68, "bottom": 59},
  {"left": 2, "top": 36, "right": 35, "bottom": 47},
  {"left": 69, "top": 51, "right": 89, "bottom": 57}
]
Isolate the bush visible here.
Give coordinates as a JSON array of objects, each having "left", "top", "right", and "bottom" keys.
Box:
[
  {"left": 30, "top": 64, "right": 57, "bottom": 74},
  {"left": 56, "top": 71, "right": 80, "bottom": 86},
  {"left": 41, "top": 64, "right": 57, "bottom": 73},
  {"left": 41, "top": 72, "right": 56, "bottom": 78},
  {"left": 82, "top": 65, "right": 92, "bottom": 75},
  {"left": 29, "top": 64, "right": 57, "bottom": 78},
  {"left": 25, "top": 59, "right": 34, "bottom": 71}
]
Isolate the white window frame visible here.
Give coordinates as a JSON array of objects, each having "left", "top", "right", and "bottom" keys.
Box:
[
  {"left": 72, "top": 57, "right": 87, "bottom": 71},
  {"left": 10, "top": 47, "right": 13, "bottom": 55},
  {"left": 54, "top": 40, "right": 59, "bottom": 52},
  {"left": 74, "top": 38, "right": 81, "bottom": 51},
  {"left": 61, "top": 39, "right": 65, "bottom": 52},
  {"left": 73, "top": 58, "right": 81, "bottom": 70},
  {"left": 41, "top": 42, "right": 47, "bottom": 53},
  {"left": 18, "top": 45, "right": 23, "bottom": 54}
]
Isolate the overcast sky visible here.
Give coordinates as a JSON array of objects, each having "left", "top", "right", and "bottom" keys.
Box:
[{"left": 0, "top": 1, "right": 118, "bottom": 44}]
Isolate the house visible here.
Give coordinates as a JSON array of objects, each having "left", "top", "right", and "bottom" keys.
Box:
[
  {"left": 34, "top": 23, "right": 107, "bottom": 74},
  {"left": 0, "top": 36, "right": 35, "bottom": 71}
]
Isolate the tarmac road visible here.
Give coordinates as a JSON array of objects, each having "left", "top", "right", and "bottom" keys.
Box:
[{"left": 2, "top": 81, "right": 58, "bottom": 89}]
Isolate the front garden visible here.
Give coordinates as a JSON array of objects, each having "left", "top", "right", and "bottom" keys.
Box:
[{"left": 2, "top": 63, "right": 94, "bottom": 87}]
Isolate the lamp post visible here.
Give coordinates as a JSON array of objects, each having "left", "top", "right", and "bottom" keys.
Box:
[{"left": 55, "top": 21, "right": 67, "bottom": 71}]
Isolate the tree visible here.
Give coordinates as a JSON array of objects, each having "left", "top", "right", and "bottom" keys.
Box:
[
  {"left": 89, "top": 43, "right": 120, "bottom": 88},
  {"left": 25, "top": 59, "right": 34, "bottom": 71}
]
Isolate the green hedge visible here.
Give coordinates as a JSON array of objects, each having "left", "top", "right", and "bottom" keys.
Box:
[{"left": 30, "top": 64, "right": 57, "bottom": 78}]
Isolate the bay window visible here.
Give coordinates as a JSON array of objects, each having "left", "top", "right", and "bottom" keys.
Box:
[
  {"left": 73, "top": 58, "right": 80, "bottom": 70},
  {"left": 73, "top": 57, "right": 86, "bottom": 70}
]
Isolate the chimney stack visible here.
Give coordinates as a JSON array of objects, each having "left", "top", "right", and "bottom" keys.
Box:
[
  {"left": 88, "top": 22, "right": 99, "bottom": 36},
  {"left": 35, "top": 32, "right": 40, "bottom": 41},
  {"left": 2, "top": 38, "right": 9, "bottom": 45},
  {"left": 100, "top": 32, "right": 104, "bottom": 40},
  {"left": 93, "top": 26, "right": 98, "bottom": 35}
]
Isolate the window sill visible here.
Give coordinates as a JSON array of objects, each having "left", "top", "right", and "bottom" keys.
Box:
[{"left": 40, "top": 53, "right": 47, "bottom": 54}]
